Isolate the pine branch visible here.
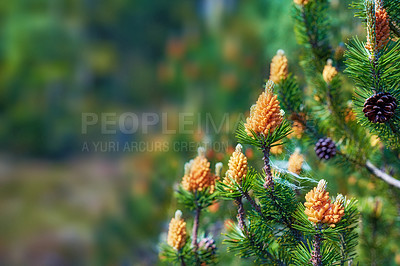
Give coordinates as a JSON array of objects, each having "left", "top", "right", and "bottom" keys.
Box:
[
  {"left": 365, "top": 160, "right": 400, "bottom": 189},
  {"left": 337, "top": 151, "right": 400, "bottom": 189},
  {"left": 235, "top": 197, "right": 247, "bottom": 232},
  {"left": 180, "top": 255, "right": 186, "bottom": 266},
  {"left": 345, "top": 12, "right": 400, "bottom": 148},
  {"left": 224, "top": 221, "right": 284, "bottom": 265},
  {"left": 260, "top": 143, "right": 303, "bottom": 241},
  {"left": 192, "top": 204, "right": 201, "bottom": 249},
  {"left": 160, "top": 242, "right": 195, "bottom": 265},
  {"left": 272, "top": 196, "right": 304, "bottom": 245},
  {"left": 300, "top": 6, "right": 323, "bottom": 70},
  {"left": 247, "top": 237, "right": 283, "bottom": 265},
  {"left": 294, "top": 0, "right": 332, "bottom": 73},
  {"left": 310, "top": 232, "right": 323, "bottom": 266},
  {"left": 257, "top": 174, "right": 305, "bottom": 245},
  {"left": 385, "top": 0, "right": 400, "bottom": 37},
  {"left": 276, "top": 75, "right": 303, "bottom": 116},
  {"left": 242, "top": 190, "right": 264, "bottom": 219},
  {"left": 217, "top": 168, "right": 266, "bottom": 219},
  {"left": 262, "top": 144, "right": 275, "bottom": 190}
]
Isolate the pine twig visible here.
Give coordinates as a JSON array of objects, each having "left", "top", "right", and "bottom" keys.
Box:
[
  {"left": 262, "top": 143, "right": 274, "bottom": 190},
  {"left": 246, "top": 233, "right": 286, "bottom": 265},
  {"left": 299, "top": 4, "right": 329, "bottom": 71},
  {"left": 337, "top": 151, "right": 400, "bottom": 189},
  {"left": 301, "top": 6, "right": 318, "bottom": 49},
  {"left": 261, "top": 143, "right": 305, "bottom": 244},
  {"left": 180, "top": 255, "right": 186, "bottom": 266},
  {"left": 235, "top": 181, "right": 264, "bottom": 218},
  {"left": 192, "top": 205, "right": 201, "bottom": 250},
  {"left": 365, "top": 160, "right": 400, "bottom": 189},
  {"left": 310, "top": 231, "right": 323, "bottom": 266},
  {"left": 234, "top": 196, "right": 247, "bottom": 232},
  {"left": 233, "top": 198, "right": 285, "bottom": 264},
  {"left": 242, "top": 191, "right": 263, "bottom": 218}
]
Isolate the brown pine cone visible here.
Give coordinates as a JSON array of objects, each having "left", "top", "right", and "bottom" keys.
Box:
[
  {"left": 315, "top": 138, "right": 336, "bottom": 160},
  {"left": 363, "top": 92, "right": 397, "bottom": 123}
]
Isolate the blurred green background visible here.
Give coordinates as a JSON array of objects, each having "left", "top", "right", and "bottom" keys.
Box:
[{"left": 1, "top": 0, "right": 399, "bottom": 265}]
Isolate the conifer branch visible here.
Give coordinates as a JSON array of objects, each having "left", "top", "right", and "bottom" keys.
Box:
[
  {"left": 235, "top": 180, "right": 264, "bottom": 218},
  {"left": 365, "top": 160, "right": 400, "bottom": 189},
  {"left": 337, "top": 150, "right": 400, "bottom": 189},
  {"left": 336, "top": 151, "right": 364, "bottom": 168},
  {"left": 235, "top": 197, "right": 247, "bottom": 232},
  {"left": 295, "top": 1, "right": 331, "bottom": 72},
  {"left": 300, "top": 7, "right": 318, "bottom": 50},
  {"left": 310, "top": 232, "right": 323, "bottom": 266},
  {"left": 262, "top": 143, "right": 274, "bottom": 190},
  {"left": 180, "top": 255, "right": 186, "bottom": 266},
  {"left": 246, "top": 233, "right": 286, "bottom": 265},
  {"left": 257, "top": 139, "right": 305, "bottom": 245},
  {"left": 192, "top": 203, "right": 201, "bottom": 249},
  {"left": 162, "top": 0, "right": 373, "bottom": 264},
  {"left": 242, "top": 191, "right": 263, "bottom": 218},
  {"left": 261, "top": 143, "right": 298, "bottom": 233},
  {"left": 338, "top": 149, "right": 400, "bottom": 188},
  {"left": 273, "top": 198, "right": 304, "bottom": 244}
]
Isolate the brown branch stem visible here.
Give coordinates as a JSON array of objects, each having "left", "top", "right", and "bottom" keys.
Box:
[
  {"left": 242, "top": 191, "right": 263, "bottom": 218},
  {"left": 337, "top": 151, "right": 400, "bottom": 189},
  {"left": 234, "top": 196, "right": 247, "bottom": 232},
  {"left": 262, "top": 144, "right": 274, "bottom": 190},
  {"left": 261, "top": 143, "right": 304, "bottom": 244},
  {"left": 366, "top": 160, "right": 400, "bottom": 189},
  {"left": 310, "top": 232, "right": 323, "bottom": 266},
  {"left": 180, "top": 255, "right": 186, "bottom": 266},
  {"left": 191, "top": 206, "right": 201, "bottom": 250}
]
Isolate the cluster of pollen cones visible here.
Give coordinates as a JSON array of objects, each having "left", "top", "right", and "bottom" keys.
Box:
[
  {"left": 322, "top": 59, "right": 338, "bottom": 83},
  {"left": 270, "top": 49, "right": 288, "bottom": 83},
  {"left": 167, "top": 210, "right": 187, "bottom": 250},
  {"left": 288, "top": 149, "right": 304, "bottom": 175},
  {"left": 223, "top": 144, "right": 248, "bottom": 191},
  {"left": 244, "top": 81, "right": 283, "bottom": 137},
  {"left": 304, "top": 180, "right": 345, "bottom": 228},
  {"left": 181, "top": 147, "right": 220, "bottom": 193},
  {"left": 365, "top": 7, "right": 390, "bottom": 52}
]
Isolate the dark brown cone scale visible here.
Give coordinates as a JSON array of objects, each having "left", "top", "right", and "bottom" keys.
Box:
[
  {"left": 315, "top": 138, "right": 336, "bottom": 160},
  {"left": 363, "top": 92, "right": 397, "bottom": 123}
]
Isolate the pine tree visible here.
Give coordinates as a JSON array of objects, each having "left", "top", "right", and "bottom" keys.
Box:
[{"left": 160, "top": 0, "right": 400, "bottom": 264}]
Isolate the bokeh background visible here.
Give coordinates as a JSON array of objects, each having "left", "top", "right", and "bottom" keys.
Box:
[{"left": 1, "top": 0, "right": 399, "bottom": 265}]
